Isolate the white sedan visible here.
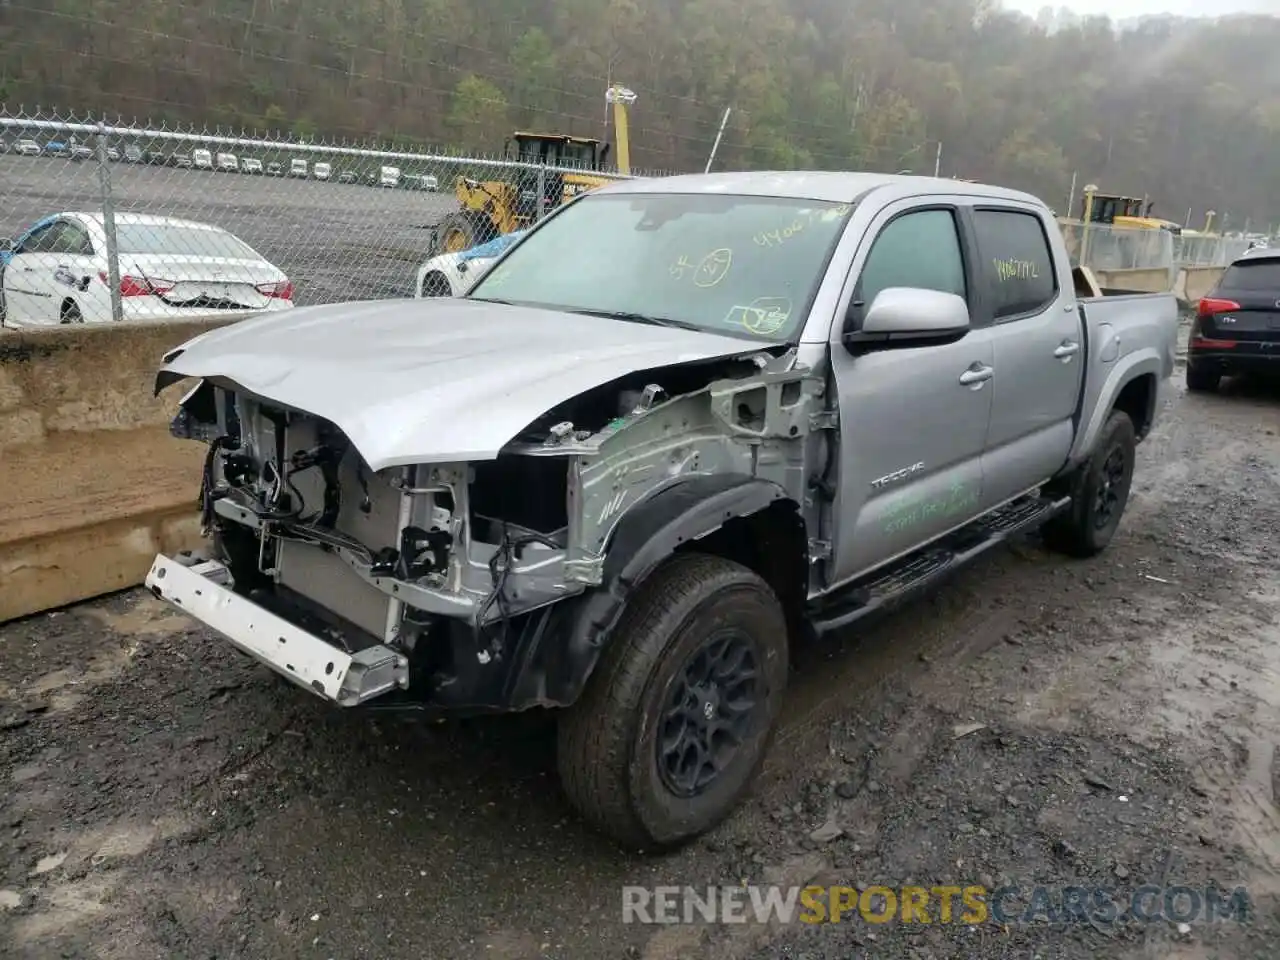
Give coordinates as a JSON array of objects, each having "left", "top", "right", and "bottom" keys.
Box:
[
  {"left": 0, "top": 213, "right": 294, "bottom": 327},
  {"left": 415, "top": 229, "right": 526, "bottom": 298}
]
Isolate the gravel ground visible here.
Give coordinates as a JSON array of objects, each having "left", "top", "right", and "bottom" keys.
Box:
[
  {"left": 3, "top": 363, "right": 1280, "bottom": 959},
  {"left": 0, "top": 155, "right": 462, "bottom": 304}
]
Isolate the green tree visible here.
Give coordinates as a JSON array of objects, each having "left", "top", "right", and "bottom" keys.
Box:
[{"left": 446, "top": 75, "right": 509, "bottom": 153}]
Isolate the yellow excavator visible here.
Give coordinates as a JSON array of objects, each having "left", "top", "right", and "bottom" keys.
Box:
[
  {"left": 1076, "top": 187, "right": 1183, "bottom": 235},
  {"left": 429, "top": 85, "right": 637, "bottom": 255}
]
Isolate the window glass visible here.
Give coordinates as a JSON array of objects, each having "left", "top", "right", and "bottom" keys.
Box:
[
  {"left": 114, "top": 224, "right": 259, "bottom": 259},
  {"left": 469, "top": 192, "right": 853, "bottom": 341},
  {"left": 1220, "top": 260, "right": 1280, "bottom": 291},
  {"left": 857, "top": 209, "right": 966, "bottom": 311},
  {"left": 974, "top": 209, "right": 1057, "bottom": 320},
  {"left": 48, "top": 222, "right": 93, "bottom": 256},
  {"left": 16, "top": 222, "right": 59, "bottom": 254}
]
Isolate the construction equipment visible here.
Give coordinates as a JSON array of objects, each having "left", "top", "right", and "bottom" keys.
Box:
[
  {"left": 1077, "top": 187, "right": 1183, "bottom": 235},
  {"left": 429, "top": 86, "right": 637, "bottom": 255}
]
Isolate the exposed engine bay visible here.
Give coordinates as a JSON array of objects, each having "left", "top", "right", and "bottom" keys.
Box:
[{"left": 164, "top": 346, "right": 823, "bottom": 710}]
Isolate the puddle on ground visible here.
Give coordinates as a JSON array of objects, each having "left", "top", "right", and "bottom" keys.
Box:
[
  {"left": 14, "top": 594, "right": 188, "bottom": 713},
  {"left": 81, "top": 594, "right": 190, "bottom": 637},
  {"left": 11, "top": 877, "right": 113, "bottom": 943}
]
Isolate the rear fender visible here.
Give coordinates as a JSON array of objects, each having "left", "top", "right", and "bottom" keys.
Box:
[{"left": 1068, "top": 349, "right": 1162, "bottom": 465}]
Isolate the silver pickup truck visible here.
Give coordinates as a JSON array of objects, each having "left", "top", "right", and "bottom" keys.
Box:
[{"left": 147, "top": 172, "right": 1178, "bottom": 850}]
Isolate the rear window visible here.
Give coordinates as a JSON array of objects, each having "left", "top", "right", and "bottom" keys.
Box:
[
  {"left": 115, "top": 224, "right": 259, "bottom": 259},
  {"left": 972, "top": 209, "right": 1058, "bottom": 320},
  {"left": 1220, "top": 259, "right": 1280, "bottom": 291}
]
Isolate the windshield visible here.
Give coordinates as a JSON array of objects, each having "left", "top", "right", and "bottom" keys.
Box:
[
  {"left": 468, "top": 192, "right": 852, "bottom": 340},
  {"left": 115, "top": 224, "right": 260, "bottom": 259}
]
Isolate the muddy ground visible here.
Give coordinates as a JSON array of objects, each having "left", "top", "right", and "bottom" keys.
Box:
[{"left": 3, "top": 367, "right": 1280, "bottom": 959}]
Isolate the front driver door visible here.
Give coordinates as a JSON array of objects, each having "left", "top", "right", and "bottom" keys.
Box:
[{"left": 828, "top": 204, "right": 994, "bottom": 584}]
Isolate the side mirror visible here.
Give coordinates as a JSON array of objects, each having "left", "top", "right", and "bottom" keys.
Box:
[{"left": 843, "top": 287, "right": 970, "bottom": 353}]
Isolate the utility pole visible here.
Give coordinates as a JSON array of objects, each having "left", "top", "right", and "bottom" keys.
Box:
[
  {"left": 933, "top": 141, "right": 942, "bottom": 177},
  {"left": 705, "top": 107, "right": 732, "bottom": 173}
]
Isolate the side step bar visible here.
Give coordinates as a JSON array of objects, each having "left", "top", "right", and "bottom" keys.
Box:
[{"left": 810, "top": 494, "right": 1071, "bottom": 635}]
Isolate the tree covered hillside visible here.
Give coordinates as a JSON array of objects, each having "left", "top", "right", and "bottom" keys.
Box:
[{"left": 2, "top": 0, "right": 1279, "bottom": 224}]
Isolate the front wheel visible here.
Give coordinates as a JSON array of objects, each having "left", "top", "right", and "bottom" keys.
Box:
[
  {"left": 60, "top": 299, "right": 83, "bottom": 324},
  {"left": 431, "top": 211, "right": 497, "bottom": 256},
  {"left": 1042, "top": 409, "right": 1136, "bottom": 558},
  {"left": 557, "top": 553, "right": 789, "bottom": 851}
]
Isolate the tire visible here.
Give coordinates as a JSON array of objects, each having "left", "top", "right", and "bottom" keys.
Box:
[
  {"left": 1185, "top": 363, "right": 1221, "bottom": 393},
  {"left": 557, "top": 553, "right": 789, "bottom": 851},
  {"left": 1042, "top": 409, "right": 1137, "bottom": 558},
  {"left": 431, "top": 211, "right": 497, "bottom": 256},
  {"left": 59, "top": 299, "right": 83, "bottom": 324}
]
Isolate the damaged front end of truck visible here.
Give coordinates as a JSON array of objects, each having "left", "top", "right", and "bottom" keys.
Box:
[{"left": 145, "top": 306, "right": 823, "bottom": 716}]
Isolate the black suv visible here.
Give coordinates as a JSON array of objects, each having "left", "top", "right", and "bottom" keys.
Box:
[{"left": 1188, "top": 250, "right": 1280, "bottom": 392}]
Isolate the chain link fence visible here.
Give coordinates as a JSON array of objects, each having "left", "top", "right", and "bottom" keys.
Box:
[
  {"left": 0, "top": 109, "right": 672, "bottom": 328},
  {"left": 1174, "top": 233, "right": 1253, "bottom": 268},
  {"left": 1058, "top": 220, "right": 1177, "bottom": 279}
]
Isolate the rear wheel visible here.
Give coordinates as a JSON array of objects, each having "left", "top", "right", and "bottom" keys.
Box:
[
  {"left": 557, "top": 553, "right": 789, "bottom": 851},
  {"left": 1185, "top": 363, "right": 1221, "bottom": 393},
  {"left": 59, "top": 299, "right": 83, "bottom": 324},
  {"left": 1042, "top": 409, "right": 1136, "bottom": 558},
  {"left": 432, "top": 211, "right": 497, "bottom": 256}
]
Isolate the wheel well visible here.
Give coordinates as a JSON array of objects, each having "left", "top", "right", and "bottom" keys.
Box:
[
  {"left": 420, "top": 272, "right": 451, "bottom": 297},
  {"left": 1112, "top": 373, "right": 1156, "bottom": 439},
  {"left": 675, "top": 500, "right": 809, "bottom": 636}
]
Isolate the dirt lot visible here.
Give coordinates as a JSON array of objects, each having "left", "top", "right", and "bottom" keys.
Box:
[{"left": 3, "top": 368, "right": 1280, "bottom": 959}]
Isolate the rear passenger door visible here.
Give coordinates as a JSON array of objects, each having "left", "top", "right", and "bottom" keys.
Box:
[{"left": 969, "top": 206, "right": 1083, "bottom": 508}]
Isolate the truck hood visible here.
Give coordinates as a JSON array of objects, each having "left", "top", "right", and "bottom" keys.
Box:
[{"left": 157, "top": 297, "right": 767, "bottom": 471}]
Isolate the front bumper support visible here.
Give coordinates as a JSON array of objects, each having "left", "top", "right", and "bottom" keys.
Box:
[{"left": 144, "top": 553, "right": 409, "bottom": 706}]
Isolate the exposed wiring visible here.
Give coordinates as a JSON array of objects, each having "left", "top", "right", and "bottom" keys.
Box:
[{"left": 477, "top": 522, "right": 561, "bottom": 658}]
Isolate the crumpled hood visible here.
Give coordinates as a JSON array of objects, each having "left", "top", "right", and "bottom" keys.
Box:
[{"left": 158, "top": 297, "right": 766, "bottom": 471}]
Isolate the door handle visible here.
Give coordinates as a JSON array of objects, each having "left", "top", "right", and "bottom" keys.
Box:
[
  {"left": 1054, "top": 340, "right": 1080, "bottom": 360},
  {"left": 959, "top": 364, "right": 994, "bottom": 387}
]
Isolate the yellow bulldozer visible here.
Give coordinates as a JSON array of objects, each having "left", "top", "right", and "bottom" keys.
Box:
[
  {"left": 1076, "top": 187, "right": 1183, "bottom": 235},
  {"left": 428, "top": 86, "right": 637, "bottom": 255}
]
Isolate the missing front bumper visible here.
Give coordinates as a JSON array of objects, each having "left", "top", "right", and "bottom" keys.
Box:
[{"left": 144, "top": 553, "right": 409, "bottom": 706}]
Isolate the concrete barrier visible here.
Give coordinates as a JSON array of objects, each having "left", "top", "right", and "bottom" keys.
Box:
[
  {"left": 1, "top": 319, "right": 236, "bottom": 622},
  {"left": 1092, "top": 265, "right": 1226, "bottom": 304},
  {"left": 1091, "top": 266, "right": 1175, "bottom": 295},
  {"left": 1177, "top": 266, "right": 1225, "bottom": 304}
]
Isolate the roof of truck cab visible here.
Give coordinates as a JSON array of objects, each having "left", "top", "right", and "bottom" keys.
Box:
[{"left": 594, "top": 170, "right": 1044, "bottom": 207}]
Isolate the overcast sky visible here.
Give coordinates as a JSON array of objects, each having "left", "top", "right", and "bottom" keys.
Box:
[{"left": 1004, "top": 0, "right": 1274, "bottom": 16}]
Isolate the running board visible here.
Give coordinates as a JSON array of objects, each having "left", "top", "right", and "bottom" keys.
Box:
[{"left": 810, "top": 494, "right": 1071, "bottom": 635}]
